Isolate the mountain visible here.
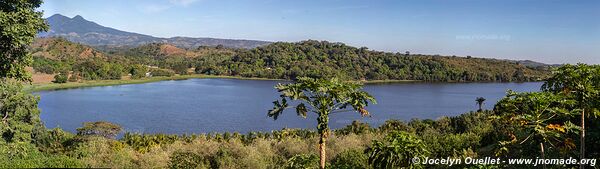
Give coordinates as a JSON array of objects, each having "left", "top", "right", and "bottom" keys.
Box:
[{"left": 38, "top": 14, "right": 271, "bottom": 49}]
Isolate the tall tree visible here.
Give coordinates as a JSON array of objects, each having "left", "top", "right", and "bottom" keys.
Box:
[
  {"left": 0, "top": 0, "right": 49, "bottom": 81},
  {"left": 476, "top": 97, "right": 486, "bottom": 112},
  {"left": 541, "top": 64, "right": 600, "bottom": 168},
  {"left": 0, "top": 0, "right": 48, "bottom": 144},
  {"left": 268, "top": 77, "right": 376, "bottom": 169}
]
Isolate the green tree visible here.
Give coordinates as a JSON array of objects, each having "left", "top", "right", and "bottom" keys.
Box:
[
  {"left": 476, "top": 97, "right": 486, "bottom": 112},
  {"left": 130, "top": 64, "right": 148, "bottom": 79},
  {"left": 0, "top": 81, "right": 42, "bottom": 143},
  {"left": 494, "top": 91, "right": 579, "bottom": 168},
  {"left": 541, "top": 64, "right": 600, "bottom": 165},
  {"left": 0, "top": 0, "right": 49, "bottom": 81},
  {"left": 366, "top": 131, "right": 429, "bottom": 169},
  {"left": 268, "top": 77, "right": 376, "bottom": 169},
  {"left": 52, "top": 73, "right": 67, "bottom": 83}
]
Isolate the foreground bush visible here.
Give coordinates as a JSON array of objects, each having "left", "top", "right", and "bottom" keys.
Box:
[
  {"left": 366, "top": 131, "right": 429, "bottom": 169},
  {"left": 330, "top": 149, "right": 370, "bottom": 169},
  {"left": 0, "top": 142, "right": 84, "bottom": 168}
]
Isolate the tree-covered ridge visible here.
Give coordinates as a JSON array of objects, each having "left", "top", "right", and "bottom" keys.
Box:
[
  {"left": 30, "top": 38, "right": 550, "bottom": 82},
  {"left": 31, "top": 37, "right": 105, "bottom": 60},
  {"left": 198, "top": 40, "right": 550, "bottom": 82}
]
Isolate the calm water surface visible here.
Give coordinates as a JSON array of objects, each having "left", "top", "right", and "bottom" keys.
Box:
[{"left": 38, "top": 79, "right": 542, "bottom": 134}]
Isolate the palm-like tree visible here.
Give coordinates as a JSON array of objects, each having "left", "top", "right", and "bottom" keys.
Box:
[
  {"left": 494, "top": 91, "right": 578, "bottom": 169},
  {"left": 542, "top": 64, "right": 600, "bottom": 168},
  {"left": 476, "top": 97, "right": 486, "bottom": 112},
  {"left": 268, "top": 77, "right": 376, "bottom": 169}
]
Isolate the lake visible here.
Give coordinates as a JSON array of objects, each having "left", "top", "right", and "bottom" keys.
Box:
[{"left": 38, "top": 78, "right": 542, "bottom": 134}]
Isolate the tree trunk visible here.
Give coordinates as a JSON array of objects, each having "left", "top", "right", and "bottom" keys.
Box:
[
  {"left": 580, "top": 109, "right": 585, "bottom": 169},
  {"left": 540, "top": 142, "right": 546, "bottom": 169},
  {"left": 319, "top": 133, "right": 327, "bottom": 169}
]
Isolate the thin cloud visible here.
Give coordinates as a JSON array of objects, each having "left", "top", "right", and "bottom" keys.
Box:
[
  {"left": 142, "top": 4, "right": 171, "bottom": 13},
  {"left": 169, "top": 0, "right": 200, "bottom": 6}
]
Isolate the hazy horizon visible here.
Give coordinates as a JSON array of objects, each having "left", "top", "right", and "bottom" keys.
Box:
[{"left": 39, "top": 0, "right": 599, "bottom": 64}]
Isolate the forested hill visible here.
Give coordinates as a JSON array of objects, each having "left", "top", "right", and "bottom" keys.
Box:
[
  {"left": 196, "top": 40, "right": 550, "bottom": 82},
  {"left": 31, "top": 38, "right": 551, "bottom": 82}
]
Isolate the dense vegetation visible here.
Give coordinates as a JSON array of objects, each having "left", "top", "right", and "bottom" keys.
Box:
[
  {"left": 30, "top": 38, "right": 550, "bottom": 83},
  {"left": 194, "top": 41, "right": 549, "bottom": 82},
  {"left": 3, "top": 1, "right": 597, "bottom": 168},
  {"left": 2, "top": 64, "right": 596, "bottom": 168}
]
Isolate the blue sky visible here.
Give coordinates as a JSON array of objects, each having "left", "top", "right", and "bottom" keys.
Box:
[{"left": 40, "top": 0, "right": 599, "bottom": 64}]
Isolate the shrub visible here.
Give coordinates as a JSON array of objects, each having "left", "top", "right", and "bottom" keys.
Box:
[
  {"left": 0, "top": 80, "right": 42, "bottom": 143},
  {"left": 73, "top": 137, "right": 137, "bottom": 168},
  {"left": 335, "top": 120, "right": 372, "bottom": 135},
  {"left": 0, "top": 142, "right": 84, "bottom": 168},
  {"left": 32, "top": 128, "right": 75, "bottom": 154},
  {"left": 330, "top": 149, "right": 370, "bottom": 169},
  {"left": 150, "top": 68, "right": 175, "bottom": 77},
  {"left": 53, "top": 73, "right": 68, "bottom": 83},
  {"left": 130, "top": 64, "right": 148, "bottom": 79},
  {"left": 366, "top": 131, "right": 429, "bottom": 169},
  {"left": 168, "top": 151, "right": 208, "bottom": 169},
  {"left": 285, "top": 153, "right": 319, "bottom": 169}
]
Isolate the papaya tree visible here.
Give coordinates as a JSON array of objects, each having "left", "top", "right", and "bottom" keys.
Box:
[
  {"left": 268, "top": 77, "right": 376, "bottom": 169},
  {"left": 541, "top": 64, "right": 600, "bottom": 165},
  {"left": 494, "top": 91, "right": 579, "bottom": 168}
]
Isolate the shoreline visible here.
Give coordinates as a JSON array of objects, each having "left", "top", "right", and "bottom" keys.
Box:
[
  {"left": 24, "top": 74, "right": 542, "bottom": 92},
  {"left": 24, "top": 75, "right": 422, "bottom": 92},
  {"left": 24, "top": 74, "right": 280, "bottom": 92}
]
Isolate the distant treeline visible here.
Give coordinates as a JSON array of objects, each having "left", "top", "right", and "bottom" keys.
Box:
[{"left": 31, "top": 38, "right": 550, "bottom": 82}]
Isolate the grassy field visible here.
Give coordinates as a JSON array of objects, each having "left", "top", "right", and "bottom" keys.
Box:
[{"left": 24, "top": 75, "right": 281, "bottom": 92}]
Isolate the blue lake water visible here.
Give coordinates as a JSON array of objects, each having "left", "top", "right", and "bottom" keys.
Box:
[{"left": 37, "top": 78, "right": 542, "bottom": 134}]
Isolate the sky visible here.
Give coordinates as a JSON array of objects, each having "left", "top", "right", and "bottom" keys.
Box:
[{"left": 39, "top": 0, "right": 599, "bottom": 64}]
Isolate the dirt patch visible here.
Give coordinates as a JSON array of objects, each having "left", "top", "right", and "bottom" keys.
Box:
[
  {"left": 160, "top": 44, "right": 186, "bottom": 56},
  {"left": 27, "top": 67, "right": 55, "bottom": 84}
]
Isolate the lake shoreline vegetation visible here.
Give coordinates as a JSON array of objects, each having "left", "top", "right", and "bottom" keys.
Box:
[
  {"left": 25, "top": 74, "right": 425, "bottom": 92},
  {"left": 26, "top": 36, "right": 550, "bottom": 92},
  {"left": 30, "top": 37, "right": 551, "bottom": 87},
  {"left": 1, "top": 1, "right": 598, "bottom": 168}
]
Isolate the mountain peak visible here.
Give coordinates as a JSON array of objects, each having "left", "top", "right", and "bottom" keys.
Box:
[
  {"left": 48, "top": 14, "right": 69, "bottom": 20},
  {"left": 41, "top": 13, "right": 271, "bottom": 48},
  {"left": 73, "top": 15, "right": 85, "bottom": 20}
]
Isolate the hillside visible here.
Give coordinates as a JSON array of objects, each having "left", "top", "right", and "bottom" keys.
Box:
[
  {"left": 30, "top": 38, "right": 550, "bottom": 82},
  {"left": 31, "top": 37, "right": 105, "bottom": 60},
  {"left": 195, "top": 40, "right": 551, "bottom": 82},
  {"left": 39, "top": 14, "right": 271, "bottom": 49}
]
